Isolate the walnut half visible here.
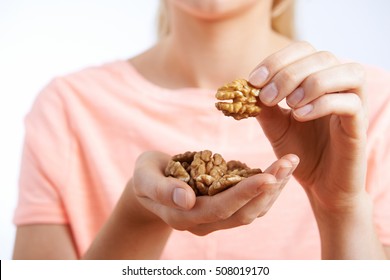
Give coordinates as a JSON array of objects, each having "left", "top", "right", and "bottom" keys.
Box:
[
  {"left": 215, "top": 79, "right": 261, "bottom": 120},
  {"left": 165, "top": 150, "right": 262, "bottom": 196}
]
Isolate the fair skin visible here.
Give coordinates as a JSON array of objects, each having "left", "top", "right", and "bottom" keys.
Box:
[{"left": 13, "top": 0, "right": 390, "bottom": 259}]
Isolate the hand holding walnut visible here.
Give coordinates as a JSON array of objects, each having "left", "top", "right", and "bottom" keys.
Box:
[
  {"left": 244, "top": 41, "right": 368, "bottom": 213},
  {"left": 131, "top": 151, "right": 299, "bottom": 236}
]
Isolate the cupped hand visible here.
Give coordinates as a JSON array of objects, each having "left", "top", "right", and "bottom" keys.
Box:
[
  {"left": 131, "top": 151, "right": 299, "bottom": 236},
  {"left": 249, "top": 41, "right": 368, "bottom": 212}
]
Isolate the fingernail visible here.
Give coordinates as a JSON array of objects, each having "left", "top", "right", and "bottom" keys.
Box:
[
  {"left": 294, "top": 104, "right": 313, "bottom": 117},
  {"left": 173, "top": 188, "right": 187, "bottom": 209},
  {"left": 249, "top": 66, "right": 269, "bottom": 87},
  {"left": 276, "top": 166, "right": 293, "bottom": 181},
  {"left": 290, "top": 155, "right": 300, "bottom": 165},
  {"left": 260, "top": 82, "right": 278, "bottom": 104},
  {"left": 287, "top": 87, "right": 304, "bottom": 108}
]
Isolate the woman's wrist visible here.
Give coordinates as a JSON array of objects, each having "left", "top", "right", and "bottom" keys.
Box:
[{"left": 307, "top": 190, "right": 385, "bottom": 259}]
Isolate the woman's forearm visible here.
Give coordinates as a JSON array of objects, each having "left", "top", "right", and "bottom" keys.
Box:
[
  {"left": 310, "top": 192, "right": 386, "bottom": 259},
  {"left": 83, "top": 179, "right": 172, "bottom": 259}
]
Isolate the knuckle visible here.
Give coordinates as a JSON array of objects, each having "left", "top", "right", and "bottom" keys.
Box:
[
  {"left": 235, "top": 212, "right": 257, "bottom": 226},
  {"left": 351, "top": 93, "right": 363, "bottom": 108},
  {"left": 263, "top": 54, "right": 284, "bottom": 74},
  {"left": 169, "top": 221, "right": 186, "bottom": 231},
  {"left": 173, "top": 224, "right": 189, "bottom": 232},
  {"left": 349, "top": 63, "right": 366, "bottom": 83},
  {"left": 166, "top": 214, "right": 191, "bottom": 231},
  {"left": 135, "top": 150, "right": 154, "bottom": 165},
  {"left": 317, "top": 51, "right": 338, "bottom": 65},
  {"left": 211, "top": 208, "right": 231, "bottom": 221},
  {"left": 257, "top": 210, "right": 267, "bottom": 218},
  {"left": 276, "top": 67, "right": 299, "bottom": 84},
  {"left": 306, "top": 73, "right": 324, "bottom": 93},
  {"left": 190, "top": 228, "right": 211, "bottom": 236},
  {"left": 296, "top": 40, "right": 316, "bottom": 52},
  {"left": 131, "top": 179, "right": 143, "bottom": 197},
  {"left": 264, "top": 41, "right": 316, "bottom": 76},
  {"left": 154, "top": 180, "right": 165, "bottom": 202}
]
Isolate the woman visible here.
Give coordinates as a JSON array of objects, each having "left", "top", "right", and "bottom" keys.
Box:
[{"left": 13, "top": 0, "right": 390, "bottom": 259}]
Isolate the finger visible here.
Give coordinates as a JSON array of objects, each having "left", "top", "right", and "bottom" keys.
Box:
[
  {"left": 249, "top": 41, "right": 316, "bottom": 88},
  {"left": 133, "top": 151, "right": 196, "bottom": 210},
  {"left": 293, "top": 93, "right": 362, "bottom": 120},
  {"left": 187, "top": 172, "right": 278, "bottom": 225},
  {"left": 289, "top": 63, "right": 366, "bottom": 109},
  {"left": 258, "top": 155, "right": 299, "bottom": 215},
  {"left": 292, "top": 93, "right": 367, "bottom": 138},
  {"left": 190, "top": 187, "right": 279, "bottom": 235},
  {"left": 255, "top": 105, "right": 305, "bottom": 161},
  {"left": 255, "top": 103, "right": 291, "bottom": 147},
  {"left": 253, "top": 154, "right": 299, "bottom": 216},
  {"left": 263, "top": 154, "right": 300, "bottom": 181},
  {"left": 188, "top": 181, "right": 281, "bottom": 236},
  {"left": 237, "top": 161, "right": 297, "bottom": 220},
  {"left": 260, "top": 51, "right": 339, "bottom": 106},
  {"left": 190, "top": 170, "right": 296, "bottom": 235},
  {"left": 184, "top": 155, "right": 299, "bottom": 225}
]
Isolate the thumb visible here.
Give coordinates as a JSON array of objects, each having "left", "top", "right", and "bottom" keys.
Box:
[
  {"left": 166, "top": 178, "right": 197, "bottom": 210},
  {"left": 133, "top": 151, "right": 197, "bottom": 210},
  {"left": 256, "top": 103, "right": 291, "bottom": 146}
]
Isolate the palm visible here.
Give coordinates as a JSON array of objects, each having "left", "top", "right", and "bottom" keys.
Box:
[{"left": 257, "top": 105, "right": 366, "bottom": 207}]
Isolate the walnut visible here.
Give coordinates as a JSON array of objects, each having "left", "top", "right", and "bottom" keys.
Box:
[
  {"left": 165, "top": 150, "right": 262, "bottom": 196},
  {"left": 227, "top": 160, "right": 263, "bottom": 177},
  {"left": 165, "top": 151, "right": 198, "bottom": 194},
  {"left": 215, "top": 79, "right": 261, "bottom": 120},
  {"left": 165, "top": 160, "right": 190, "bottom": 183},
  {"left": 208, "top": 174, "right": 243, "bottom": 196},
  {"left": 172, "top": 151, "right": 196, "bottom": 163}
]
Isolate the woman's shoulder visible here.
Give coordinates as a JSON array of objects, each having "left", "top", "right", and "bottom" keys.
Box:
[
  {"left": 53, "top": 60, "right": 134, "bottom": 88},
  {"left": 27, "top": 60, "right": 141, "bottom": 124},
  {"left": 33, "top": 60, "right": 143, "bottom": 106}
]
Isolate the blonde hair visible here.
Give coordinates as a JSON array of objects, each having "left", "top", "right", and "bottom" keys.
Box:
[{"left": 157, "top": 0, "right": 295, "bottom": 39}]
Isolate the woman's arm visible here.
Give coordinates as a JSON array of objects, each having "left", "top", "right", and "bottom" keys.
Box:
[
  {"left": 309, "top": 192, "right": 387, "bottom": 259},
  {"left": 13, "top": 224, "right": 78, "bottom": 259}
]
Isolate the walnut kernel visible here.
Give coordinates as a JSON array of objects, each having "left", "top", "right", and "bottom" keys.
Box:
[{"left": 215, "top": 79, "right": 261, "bottom": 120}]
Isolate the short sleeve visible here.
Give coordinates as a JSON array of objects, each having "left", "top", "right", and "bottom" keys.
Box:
[
  {"left": 14, "top": 78, "right": 73, "bottom": 225},
  {"left": 365, "top": 66, "right": 390, "bottom": 246}
]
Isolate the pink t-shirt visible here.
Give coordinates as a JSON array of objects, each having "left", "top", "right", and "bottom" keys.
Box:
[{"left": 14, "top": 60, "right": 390, "bottom": 259}]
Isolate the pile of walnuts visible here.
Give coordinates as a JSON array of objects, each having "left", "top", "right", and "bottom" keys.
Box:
[
  {"left": 215, "top": 78, "right": 261, "bottom": 120},
  {"left": 165, "top": 150, "right": 262, "bottom": 196}
]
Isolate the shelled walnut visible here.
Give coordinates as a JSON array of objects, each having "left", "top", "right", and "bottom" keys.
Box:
[
  {"left": 165, "top": 150, "right": 262, "bottom": 196},
  {"left": 215, "top": 79, "right": 261, "bottom": 120}
]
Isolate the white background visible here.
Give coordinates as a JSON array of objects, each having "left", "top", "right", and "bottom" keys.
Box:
[{"left": 1, "top": 0, "right": 389, "bottom": 260}]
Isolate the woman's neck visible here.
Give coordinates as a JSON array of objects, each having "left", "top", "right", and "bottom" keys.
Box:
[{"left": 131, "top": 1, "right": 291, "bottom": 89}]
